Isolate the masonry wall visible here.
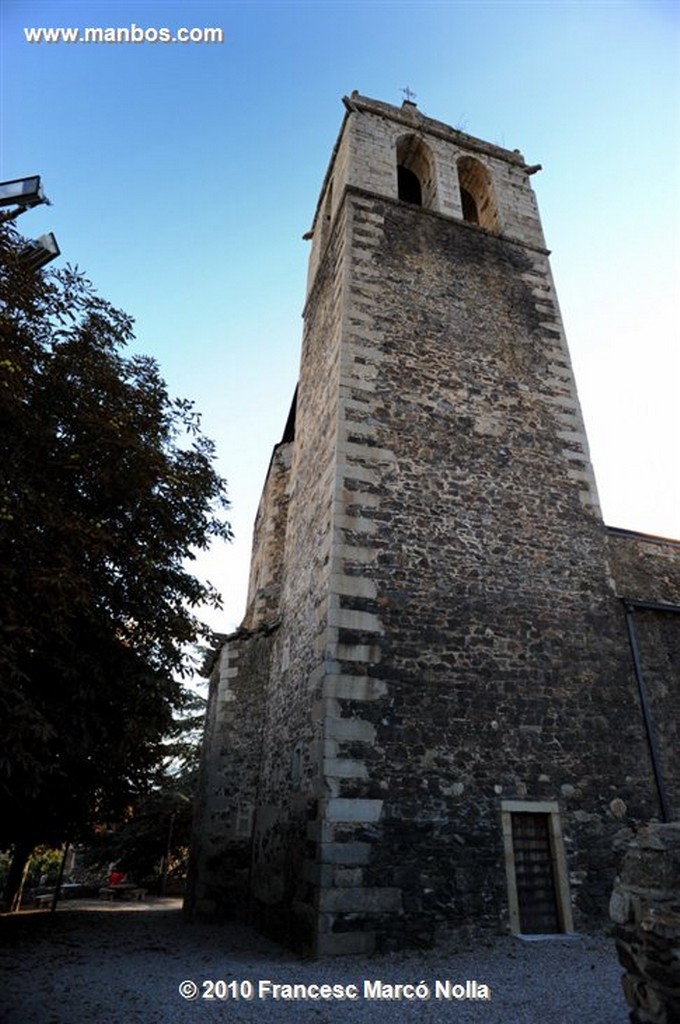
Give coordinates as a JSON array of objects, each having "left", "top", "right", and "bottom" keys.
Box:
[
  {"left": 313, "top": 189, "right": 663, "bottom": 948},
  {"left": 184, "top": 628, "right": 274, "bottom": 919},
  {"left": 610, "top": 822, "right": 680, "bottom": 1023},
  {"left": 630, "top": 609, "right": 680, "bottom": 818},
  {"left": 243, "top": 442, "right": 292, "bottom": 630},
  {"left": 305, "top": 96, "right": 547, "bottom": 293},
  {"left": 606, "top": 528, "right": 680, "bottom": 606},
  {"left": 188, "top": 94, "right": 680, "bottom": 954},
  {"left": 244, "top": 200, "right": 353, "bottom": 948},
  {"left": 606, "top": 528, "right": 680, "bottom": 820}
]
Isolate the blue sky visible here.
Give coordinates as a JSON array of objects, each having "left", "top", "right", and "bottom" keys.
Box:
[{"left": 2, "top": 0, "right": 679, "bottom": 633}]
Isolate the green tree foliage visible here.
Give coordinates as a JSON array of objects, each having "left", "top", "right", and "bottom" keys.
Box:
[
  {"left": 0, "top": 846, "right": 63, "bottom": 893},
  {"left": 0, "top": 225, "right": 231, "bottom": 905},
  {"left": 86, "top": 688, "right": 208, "bottom": 890}
]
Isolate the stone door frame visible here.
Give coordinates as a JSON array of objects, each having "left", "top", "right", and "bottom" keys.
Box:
[{"left": 501, "top": 799, "right": 574, "bottom": 935}]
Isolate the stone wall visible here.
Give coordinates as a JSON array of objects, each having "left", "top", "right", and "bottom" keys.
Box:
[
  {"left": 606, "top": 528, "right": 680, "bottom": 606},
  {"left": 184, "top": 626, "right": 275, "bottom": 919},
  {"left": 244, "top": 196, "right": 352, "bottom": 949},
  {"left": 610, "top": 823, "right": 680, "bottom": 1023},
  {"left": 187, "top": 93, "right": 680, "bottom": 955},
  {"left": 605, "top": 529, "right": 680, "bottom": 820},
  {"left": 305, "top": 94, "right": 548, "bottom": 297},
  {"left": 313, "top": 188, "right": 661, "bottom": 948},
  {"left": 243, "top": 442, "right": 292, "bottom": 630}
]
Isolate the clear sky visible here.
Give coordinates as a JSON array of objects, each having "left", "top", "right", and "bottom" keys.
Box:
[{"left": 2, "top": 0, "right": 679, "bottom": 634}]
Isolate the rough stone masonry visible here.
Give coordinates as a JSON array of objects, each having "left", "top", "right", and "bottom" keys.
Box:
[
  {"left": 610, "top": 823, "right": 680, "bottom": 1024},
  {"left": 185, "top": 93, "right": 680, "bottom": 955}
]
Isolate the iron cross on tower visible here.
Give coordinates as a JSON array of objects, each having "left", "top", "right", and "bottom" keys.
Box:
[{"left": 401, "top": 86, "right": 416, "bottom": 102}]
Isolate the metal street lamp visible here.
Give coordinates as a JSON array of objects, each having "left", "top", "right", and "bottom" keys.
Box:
[
  {"left": 0, "top": 175, "right": 60, "bottom": 268},
  {"left": 0, "top": 175, "right": 50, "bottom": 220},
  {"left": 20, "top": 232, "right": 61, "bottom": 270}
]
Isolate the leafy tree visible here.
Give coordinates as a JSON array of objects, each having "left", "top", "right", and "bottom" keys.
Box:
[
  {"left": 0, "top": 846, "right": 63, "bottom": 894},
  {"left": 0, "top": 224, "right": 231, "bottom": 909},
  {"left": 85, "top": 687, "right": 207, "bottom": 891}
]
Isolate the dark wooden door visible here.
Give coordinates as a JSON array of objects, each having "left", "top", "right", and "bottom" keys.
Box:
[{"left": 511, "top": 812, "right": 560, "bottom": 934}]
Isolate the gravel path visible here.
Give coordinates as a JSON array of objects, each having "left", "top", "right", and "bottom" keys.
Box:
[{"left": 0, "top": 898, "right": 629, "bottom": 1023}]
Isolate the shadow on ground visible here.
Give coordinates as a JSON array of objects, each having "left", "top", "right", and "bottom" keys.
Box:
[{"left": 0, "top": 898, "right": 628, "bottom": 1023}]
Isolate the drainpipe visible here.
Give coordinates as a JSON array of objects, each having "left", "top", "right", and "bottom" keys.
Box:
[{"left": 623, "top": 600, "right": 679, "bottom": 823}]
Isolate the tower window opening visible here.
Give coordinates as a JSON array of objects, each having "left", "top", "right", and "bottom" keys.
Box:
[
  {"left": 397, "top": 165, "right": 422, "bottom": 206},
  {"left": 396, "top": 134, "right": 437, "bottom": 210},
  {"left": 457, "top": 156, "right": 500, "bottom": 231},
  {"left": 460, "top": 186, "right": 479, "bottom": 224}
]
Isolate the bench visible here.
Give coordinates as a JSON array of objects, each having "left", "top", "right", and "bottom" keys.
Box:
[{"left": 98, "top": 885, "right": 147, "bottom": 901}]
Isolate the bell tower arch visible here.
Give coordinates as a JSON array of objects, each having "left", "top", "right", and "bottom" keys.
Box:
[{"left": 396, "top": 134, "right": 437, "bottom": 208}]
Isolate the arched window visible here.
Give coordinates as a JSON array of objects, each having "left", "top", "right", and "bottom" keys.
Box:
[
  {"left": 397, "top": 166, "right": 422, "bottom": 206},
  {"left": 460, "top": 186, "right": 479, "bottom": 224},
  {"left": 457, "top": 156, "right": 499, "bottom": 231},
  {"left": 396, "top": 135, "right": 436, "bottom": 209}
]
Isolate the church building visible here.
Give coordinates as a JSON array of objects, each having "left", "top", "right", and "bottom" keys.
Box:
[{"left": 185, "top": 93, "right": 680, "bottom": 954}]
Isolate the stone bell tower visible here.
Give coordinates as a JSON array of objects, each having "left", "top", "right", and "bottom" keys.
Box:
[{"left": 186, "top": 93, "right": 680, "bottom": 954}]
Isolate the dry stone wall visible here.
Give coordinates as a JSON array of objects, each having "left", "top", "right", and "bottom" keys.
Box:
[{"left": 610, "top": 823, "right": 680, "bottom": 1024}]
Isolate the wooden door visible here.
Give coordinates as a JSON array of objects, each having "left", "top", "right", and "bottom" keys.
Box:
[{"left": 511, "top": 812, "right": 560, "bottom": 934}]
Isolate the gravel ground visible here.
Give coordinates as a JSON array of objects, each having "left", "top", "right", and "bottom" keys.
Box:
[{"left": 0, "top": 898, "right": 629, "bottom": 1023}]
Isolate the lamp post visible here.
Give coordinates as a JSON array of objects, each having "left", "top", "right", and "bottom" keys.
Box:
[
  {"left": 0, "top": 175, "right": 47, "bottom": 213},
  {"left": 0, "top": 174, "right": 60, "bottom": 268},
  {"left": 21, "top": 233, "right": 61, "bottom": 269}
]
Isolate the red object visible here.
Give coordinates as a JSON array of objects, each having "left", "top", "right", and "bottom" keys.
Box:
[{"left": 109, "top": 870, "right": 126, "bottom": 886}]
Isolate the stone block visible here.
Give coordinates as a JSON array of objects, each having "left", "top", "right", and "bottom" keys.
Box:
[
  {"left": 323, "top": 757, "right": 368, "bottom": 779},
  {"left": 322, "top": 674, "right": 388, "bottom": 701},
  {"left": 330, "top": 543, "right": 379, "bottom": 565},
  {"left": 318, "top": 886, "right": 402, "bottom": 913},
  {"left": 609, "top": 887, "right": 631, "bottom": 925},
  {"left": 325, "top": 717, "right": 375, "bottom": 743},
  {"left": 333, "top": 867, "right": 363, "bottom": 887},
  {"left": 327, "top": 607, "right": 383, "bottom": 633},
  {"left": 324, "top": 797, "right": 383, "bottom": 823},
  {"left": 332, "top": 642, "right": 382, "bottom": 664},
  {"left": 318, "top": 842, "right": 373, "bottom": 865},
  {"left": 329, "top": 573, "right": 378, "bottom": 599}
]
